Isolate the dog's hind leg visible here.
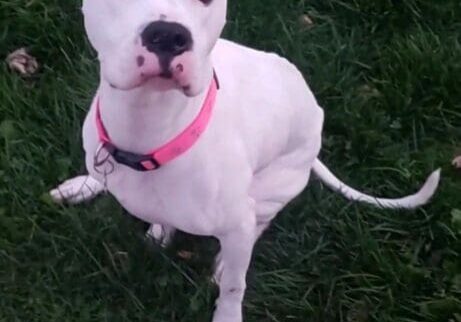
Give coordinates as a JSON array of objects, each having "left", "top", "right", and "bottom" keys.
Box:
[
  {"left": 50, "top": 175, "right": 104, "bottom": 204},
  {"left": 213, "top": 148, "right": 317, "bottom": 284},
  {"left": 250, "top": 149, "right": 315, "bottom": 225}
]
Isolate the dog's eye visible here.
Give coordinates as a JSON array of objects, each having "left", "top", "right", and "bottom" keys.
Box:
[{"left": 199, "top": 0, "right": 212, "bottom": 5}]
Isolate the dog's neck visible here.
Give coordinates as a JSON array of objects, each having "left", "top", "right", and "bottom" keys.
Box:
[{"left": 97, "top": 69, "right": 213, "bottom": 154}]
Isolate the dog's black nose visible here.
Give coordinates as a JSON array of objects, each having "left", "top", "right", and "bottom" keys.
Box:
[{"left": 141, "top": 21, "right": 192, "bottom": 57}]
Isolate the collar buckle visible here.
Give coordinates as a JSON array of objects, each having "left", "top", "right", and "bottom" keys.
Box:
[{"left": 110, "top": 145, "right": 161, "bottom": 172}]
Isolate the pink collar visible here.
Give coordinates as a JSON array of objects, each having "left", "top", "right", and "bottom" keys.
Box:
[{"left": 95, "top": 73, "right": 219, "bottom": 171}]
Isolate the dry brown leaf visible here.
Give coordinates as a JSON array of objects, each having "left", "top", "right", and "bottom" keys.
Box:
[
  {"left": 177, "top": 250, "right": 194, "bottom": 260},
  {"left": 299, "top": 14, "right": 314, "bottom": 28},
  {"left": 6, "top": 47, "right": 39, "bottom": 77},
  {"left": 357, "top": 84, "right": 381, "bottom": 98},
  {"left": 452, "top": 155, "right": 461, "bottom": 169}
]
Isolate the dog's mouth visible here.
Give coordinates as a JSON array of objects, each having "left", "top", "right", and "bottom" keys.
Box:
[
  {"left": 108, "top": 73, "right": 191, "bottom": 96},
  {"left": 103, "top": 51, "right": 193, "bottom": 95}
]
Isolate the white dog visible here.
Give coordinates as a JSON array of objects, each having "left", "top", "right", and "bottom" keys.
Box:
[{"left": 50, "top": 1, "right": 440, "bottom": 321}]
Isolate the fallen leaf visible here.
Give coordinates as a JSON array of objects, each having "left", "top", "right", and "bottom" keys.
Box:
[
  {"left": 6, "top": 47, "right": 39, "bottom": 77},
  {"left": 452, "top": 155, "right": 461, "bottom": 169},
  {"left": 358, "top": 84, "right": 381, "bottom": 98},
  {"left": 177, "top": 250, "right": 194, "bottom": 260},
  {"left": 299, "top": 14, "right": 314, "bottom": 28}
]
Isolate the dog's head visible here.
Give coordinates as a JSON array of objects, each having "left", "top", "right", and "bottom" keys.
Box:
[{"left": 82, "top": 0, "right": 227, "bottom": 96}]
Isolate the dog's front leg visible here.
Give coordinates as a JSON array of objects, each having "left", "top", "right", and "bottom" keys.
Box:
[
  {"left": 50, "top": 175, "right": 175, "bottom": 246},
  {"left": 50, "top": 175, "right": 104, "bottom": 204},
  {"left": 213, "top": 206, "right": 257, "bottom": 322}
]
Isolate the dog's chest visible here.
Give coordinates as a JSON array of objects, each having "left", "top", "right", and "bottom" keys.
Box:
[{"left": 82, "top": 109, "right": 220, "bottom": 235}]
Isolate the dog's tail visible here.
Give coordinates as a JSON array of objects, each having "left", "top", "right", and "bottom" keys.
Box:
[{"left": 312, "top": 159, "right": 441, "bottom": 209}]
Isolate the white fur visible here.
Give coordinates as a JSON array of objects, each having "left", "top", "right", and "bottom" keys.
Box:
[
  {"left": 312, "top": 159, "right": 441, "bottom": 209},
  {"left": 50, "top": 1, "right": 440, "bottom": 321}
]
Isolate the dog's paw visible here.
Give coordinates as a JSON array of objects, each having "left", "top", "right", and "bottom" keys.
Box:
[
  {"left": 50, "top": 175, "right": 104, "bottom": 204},
  {"left": 452, "top": 156, "right": 461, "bottom": 169},
  {"left": 146, "top": 224, "right": 175, "bottom": 247}
]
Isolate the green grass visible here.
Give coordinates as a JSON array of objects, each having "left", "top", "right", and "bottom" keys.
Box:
[{"left": 1, "top": 0, "right": 461, "bottom": 321}]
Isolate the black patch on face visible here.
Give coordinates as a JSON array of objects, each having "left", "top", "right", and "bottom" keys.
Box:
[{"left": 136, "top": 55, "right": 145, "bottom": 67}]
